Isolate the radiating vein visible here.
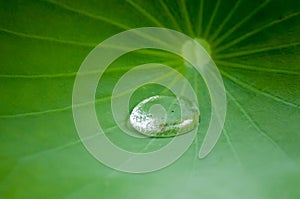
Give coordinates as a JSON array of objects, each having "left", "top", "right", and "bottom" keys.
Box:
[
  {"left": 0, "top": 64, "right": 183, "bottom": 119},
  {"left": 42, "top": 0, "right": 171, "bottom": 49},
  {"left": 215, "top": 11, "right": 300, "bottom": 53},
  {"left": 177, "top": 73, "right": 200, "bottom": 189},
  {"left": 226, "top": 89, "right": 286, "bottom": 155},
  {"left": 20, "top": 68, "right": 186, "bottom": 162},
  {"left": 0, "top": 27, "right": 95, "bottom": 47},
  {"left": 43, "top": 0, "right": 130, "bottom": 30},
  {"left": 107, "top": 137, "right": 158, "bottom": 176},
  {"left": 215, "top": 42, "right": 300, "bottom": 59},
  {"left": 40, "top": 0, "right": 178, "bottom": 50},
  {"left": 193, "top": 74, "right": 200, "bottom": 162},
  {"left": 179, "top": 0, "right": 194, "bottom": 36},
  {"left": 0, "top": 60, "right": 178, "bottom": 79},
  {"left": 221, "top": 70, "right": 299, "bottom": 109},
  {"left": 0, "top": 67, "right": 128, "bottom": 79},
  {"left": 126, "top": 0, "right": 164, "bottom": 27},
  {"left": 192, "top": 71, "right": 211, "bottom": 165},
  {"left": 0, "top": 27, "right": 177, "bottom": 69},
  {"left": 223, "top": 129, "right": 242, "bottom": 165},
  {"left": 159, "top": 0, "right": 182, "bottom": 31},
  {"left": 0, "top": 71, "right": 76, "bottom": 79},
  {"left": 210, "top": 0, "right": 242, "bottom": 41},
  {"left": 204, "top": 0, "right": 221, "bottom": 38},
  {"left": 125, "top": 0, "right": 180, "bottom": 47},
  {"left": 193, "top": 67, "right": 242, "bottom": 164},
  {"left": 196, "top": 0, "right": 204, "bottom": 36},
  {"left": 216, "top": 60, "right": 300, "bottom": 75},
  {"left": 0, "top": 97, "right": 98, "bottom": 120},
  {"left": 213, "top": 0, "right": 270, "bottom": 47},
  {"left": 21, "top": 125, "right": 119, "bottom": 162},
  {"left": 193, "top": 65, "right": 242, "bottom": 164},
  {"left": 161, "top": 70, "right": 185, "bottom": 96}
]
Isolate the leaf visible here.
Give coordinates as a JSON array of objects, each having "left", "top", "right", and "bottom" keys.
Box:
[{"left": 0, "top": 0, "right": 300, "bottom": 198}]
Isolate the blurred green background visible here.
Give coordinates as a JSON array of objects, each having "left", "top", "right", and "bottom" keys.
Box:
[{"left": 0, "top": 0, "right": 300, "bottom": 198}]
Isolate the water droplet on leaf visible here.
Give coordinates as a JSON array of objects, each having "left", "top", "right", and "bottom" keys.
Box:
[{"left": 129, "top": 95, "right": 199, "bottom": 137}]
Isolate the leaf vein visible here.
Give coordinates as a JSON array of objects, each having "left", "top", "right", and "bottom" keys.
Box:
[
  {"left": 221, "top": 70, "right": 299, "bottom": 109},
  {"left": 126, "top": 0, "right": 164, "bottom": 27},
  {"left": 215, "top": 42, "right": 300, "bottom": 59},
  {"left": 226, "top": 89, "right": 286, "bottom": 155},
  {"left": 0, "top": 27, "right": 95, "bottom": 47},
  {"left": 43, "top": 0, "right": 130, "bottom": 29},
  {"left": 215, "top": 11, "right": 300, "bottom": 53},
  {"left": 216, "top": 60, "right": 300, "bottom": 75},
  {"left": 213, "top": 0, "right": 270, "bottom": 47}
]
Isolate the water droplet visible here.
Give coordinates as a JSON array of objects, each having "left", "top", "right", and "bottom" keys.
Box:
[{"left": 129, "top": 95, "right": 199, "bottom": 137}]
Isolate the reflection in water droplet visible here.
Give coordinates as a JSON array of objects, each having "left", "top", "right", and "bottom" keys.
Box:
[{"left": 129, "top": 95, "right": 199, "bottom": 137}]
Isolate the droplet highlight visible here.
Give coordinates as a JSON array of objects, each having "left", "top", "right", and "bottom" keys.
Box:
[{"left": 129, "top": 95, "right": 199, "bottom": 137}]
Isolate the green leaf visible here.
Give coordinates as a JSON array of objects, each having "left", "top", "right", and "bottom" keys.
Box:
[{"left": 1, "top": 0, "right": 299, "bottom": 198}]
